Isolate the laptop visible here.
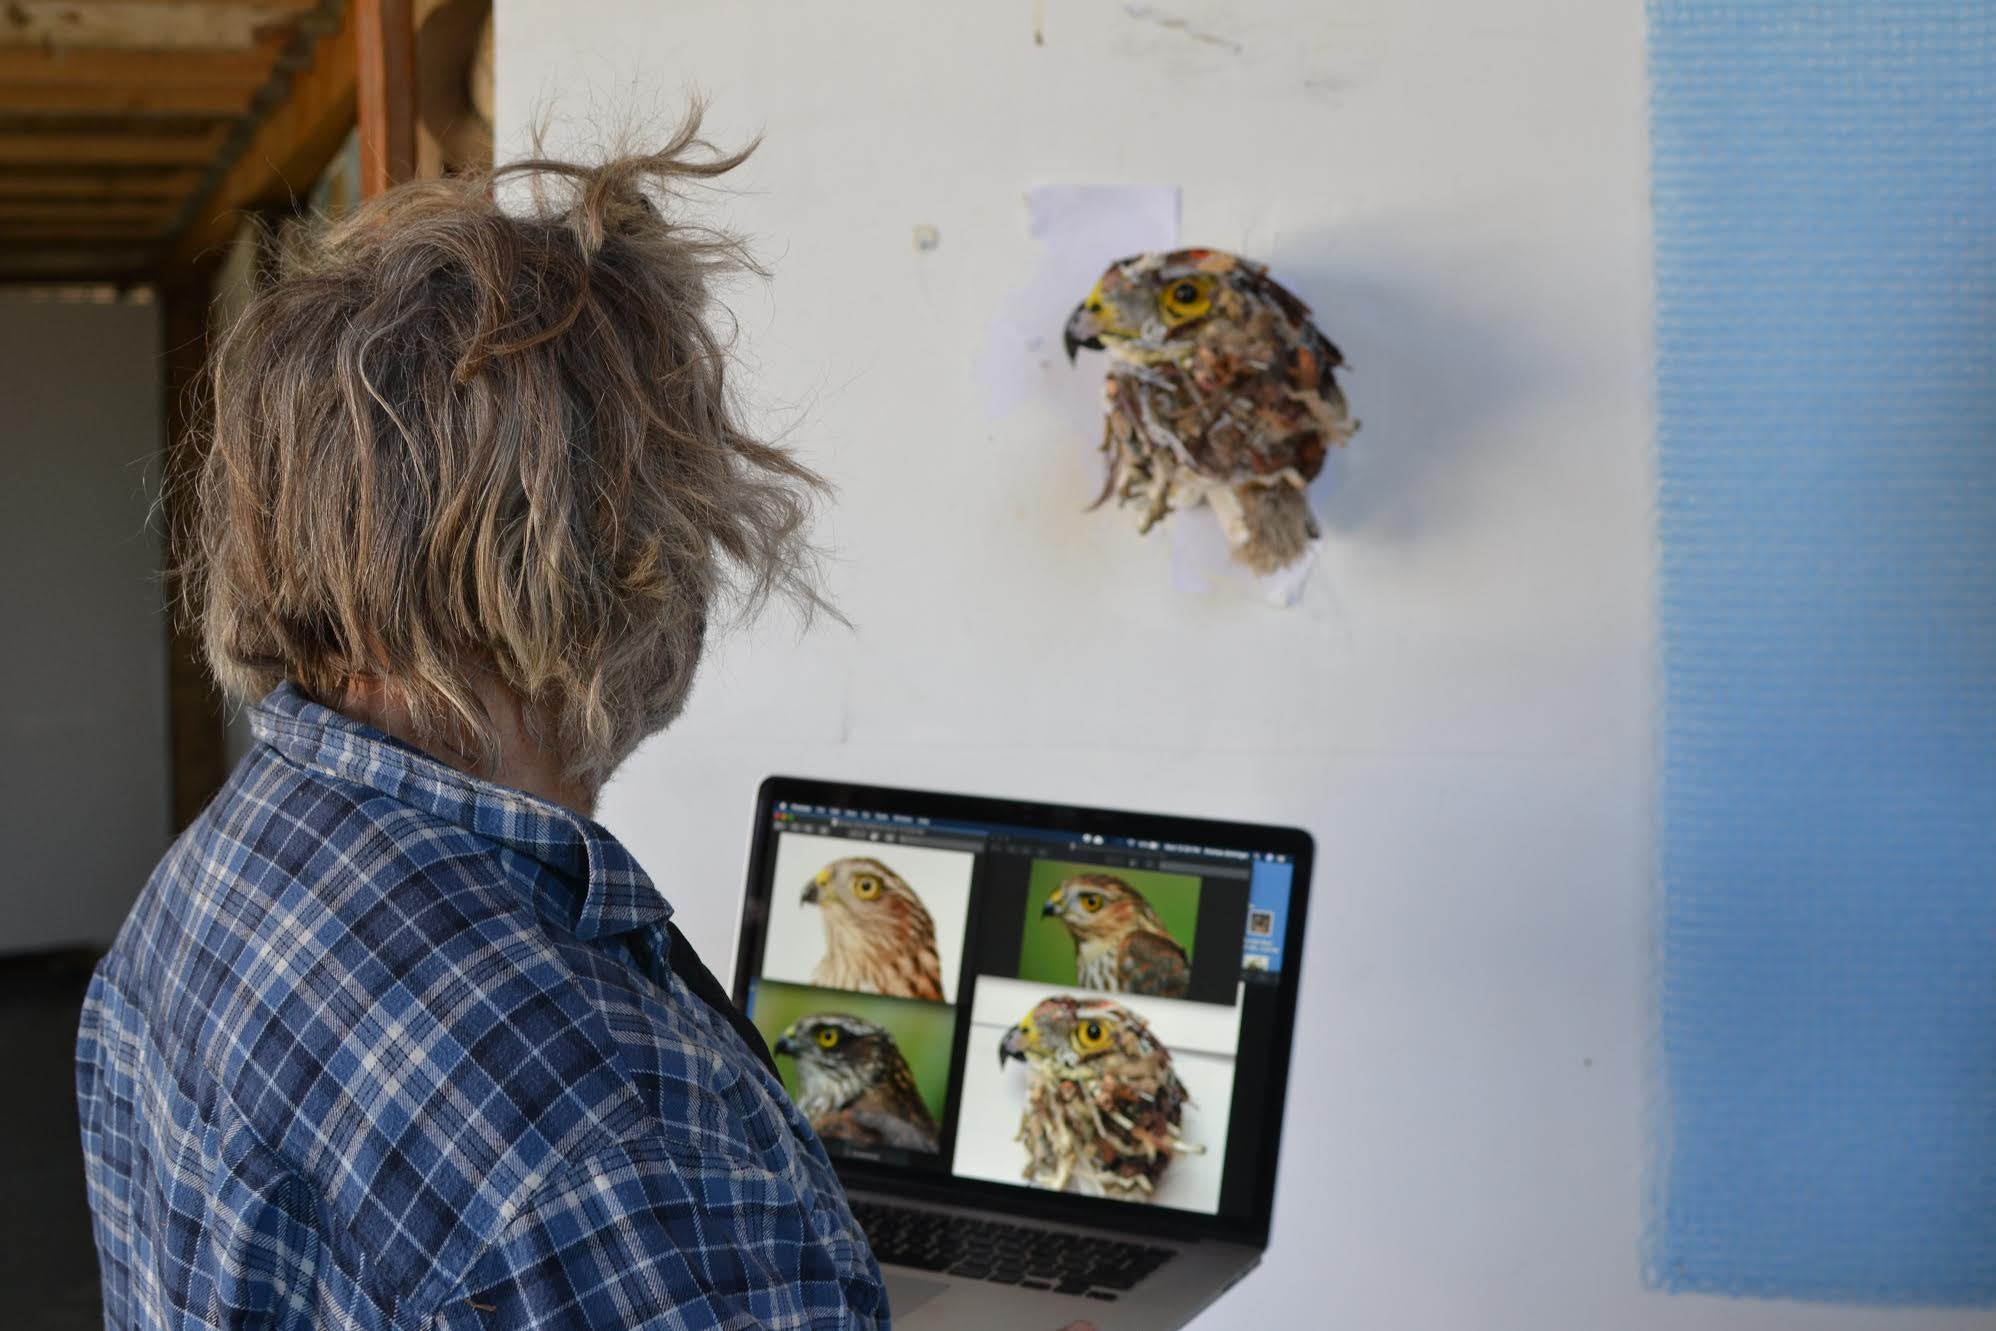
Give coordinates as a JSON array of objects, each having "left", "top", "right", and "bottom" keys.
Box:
[{"left": 732, "top": 776, "right": 1313, "bottom": 1330}]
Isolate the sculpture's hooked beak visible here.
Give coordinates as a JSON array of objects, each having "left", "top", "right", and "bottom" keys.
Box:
[
  {"left": 1063, "top": 295, "right": 1109, "bottom": 363},
  {"left": 998, "top": 1018, "right": 1037, "bottom": 1068}
]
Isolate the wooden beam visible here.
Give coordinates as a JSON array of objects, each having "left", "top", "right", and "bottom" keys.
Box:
[
  {"left": 0, "top": 200, "right": 175, "bottom": 223},
  {"left": 172, "top": 3, "right": 357, "bottom": 264},
  {"left": 0, "top": 128, "right": 228, "bottom": 166},
  {"left": 0, "top": 246, "right": 153, "bottom": 281},
  {"left": 0, "top": 225, "right": 168, "bottom": 243},
  {"left": 0, "top": 2, "right": 302, "bottom": 51},
  {"left": 0, "top": 82, "right": 256, "bottom": 118},
  {"left": 356, "top": 0, "right": 414, "bottom": 196},
  {"left": 54, "top": 0, "right": 315, "bottom": 8},
  {"left": 0, "top": 233, "right": 159, "bottom": 248},
  {"left": 0, "top": 46, "right": 271, "bottom": 85},
  {"left": 0, "top": 170, "right": 200, "bottom": 198}
]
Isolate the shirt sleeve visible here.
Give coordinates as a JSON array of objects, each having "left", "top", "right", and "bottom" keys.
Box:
[{"left": 433, "top": 1135, "right": 888, "bottom": 1331}]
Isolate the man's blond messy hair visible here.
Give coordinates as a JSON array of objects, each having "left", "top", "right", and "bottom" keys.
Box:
[{"left": 186, "top": 112, "right": 825, "bottom": 790}]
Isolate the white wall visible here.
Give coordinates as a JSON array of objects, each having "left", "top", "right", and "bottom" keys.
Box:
[
  {"left": 0, "top": 296, "right": 170, "bottom": 953},
  {"left": 495, "top": 4, "right": 1985, "bottom": 1327}
]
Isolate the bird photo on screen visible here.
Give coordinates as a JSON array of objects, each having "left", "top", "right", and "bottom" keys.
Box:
[
  {"left": 802, "top": 856, "right": 945, "bottom": 1000},
  {"left": 1063, "top": 248, "right": 1356, "bottom": 574},
  {"left": 1042, "top": 873, "right": 1192, "bottom": 999},
  {"left": 775, "top": 1013, "right": 942, "bottom": 1154},
  {"left": 998, "top": 995, "right": 1202, "bottom": 1201}
]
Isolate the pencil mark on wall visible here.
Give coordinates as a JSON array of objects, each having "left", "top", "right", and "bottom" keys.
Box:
[
  {"left": 1122, "top": 4, "right": 1244, "bottom": 57},
  {"left": 1301, "top": 72, "right": 1359, "bottom": 106}
]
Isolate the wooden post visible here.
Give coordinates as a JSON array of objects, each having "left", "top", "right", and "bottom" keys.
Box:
[
  {"left": 158, "top": 262, "right": 230, "bottom": 830},
  {"left": 356, "top": 0, "right": 416, "bottom": 196}
]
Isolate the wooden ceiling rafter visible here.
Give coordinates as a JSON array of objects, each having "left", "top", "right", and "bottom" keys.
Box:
[
  {"left": 0, "top": 1, "right": 318, "bottom": 52},
  {"left": 0, "top": 45, "right": 274, "bottom": 86},
  {"left": 0, "top": 0, "right": 353, "bottom": 285},
  {"left": 167, "top": 0, "right": 358, "bottom": 263},
  {"left": 0, "top": 82, "right": 262, "bottom": 117},
  {"left": 0, "top": 127, "right": 230, "bottom": 166},
  {"left": 0, "top": 0, "right": 495, "bottom": 285},
  {"left": 0, "top": 199, "right": 177, "bottom": 221},
  {"left": 0, "top": 226, "right": 167, "bottom": 243},
  {"left": 0, "top": 169, "right": 202, "bottom": 198}
]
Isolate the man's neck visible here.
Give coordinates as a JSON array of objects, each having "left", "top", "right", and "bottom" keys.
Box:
[{"left": 335, "top": 675, "right": 598, "bottom": 818}]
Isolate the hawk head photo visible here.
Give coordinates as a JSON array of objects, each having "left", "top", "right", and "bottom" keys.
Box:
[
  {"left": 998, "top": 995, "right": 1201, "bottom": 1201},
  {"left": 1042, "top": 872, "right": 1192, "bottom": 999},
  {"left": 802, "top": 856, "right": 945, "bottom": 1001},
  {"left": 775, "top": 1012, "right": 942, "bottom": 1154},
  {"left": 1063, "top": 248, "right": 1356, "bottom": 574}
]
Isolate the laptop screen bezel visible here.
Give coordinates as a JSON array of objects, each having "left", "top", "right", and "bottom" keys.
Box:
[{"left": 732, "top": 774, "right": 1313, "bottom": 1250}]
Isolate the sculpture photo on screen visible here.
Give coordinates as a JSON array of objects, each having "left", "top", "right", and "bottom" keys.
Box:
[
  {"left": 952, "top": 977, "right": 1239, "bottom": 1214},
  {"left": 1019, "top": 858, "right": 1199, "bottom": 999},
  {"left": 760, "top": 831, "right": 974, "bottom": 1003},
  {"left": 750, "top": 979, "right": 957, "bottom": 1156}
]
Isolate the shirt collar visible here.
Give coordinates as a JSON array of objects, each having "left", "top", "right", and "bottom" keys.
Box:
[{"left": 250, "top": 682, "right": 673, "bottom": 942}]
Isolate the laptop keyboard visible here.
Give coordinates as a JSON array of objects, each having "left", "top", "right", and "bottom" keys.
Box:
[{"left": 848, "top": 1198, "right": 1177, "bottom": 1301}]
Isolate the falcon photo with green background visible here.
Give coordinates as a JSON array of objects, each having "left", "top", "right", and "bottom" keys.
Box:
[{"left": 1018, "top": 860, "right": 1200, "bottom": 997}]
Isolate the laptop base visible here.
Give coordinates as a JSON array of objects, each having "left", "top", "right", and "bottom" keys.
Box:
[{"left": 860, "top": 1190, "right": 1262, "bottom": 1331}]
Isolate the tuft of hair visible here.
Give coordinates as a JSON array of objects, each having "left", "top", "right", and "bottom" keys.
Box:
[{"left": 184, "top": 109, "right": 829, "bottom": 789}]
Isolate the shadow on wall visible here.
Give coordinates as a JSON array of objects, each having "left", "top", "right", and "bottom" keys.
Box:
[{"left": 1276, "top": 221, "right": 1571, "bottom": 553}]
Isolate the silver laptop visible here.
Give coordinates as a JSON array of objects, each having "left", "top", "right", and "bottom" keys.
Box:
[{"left": 732, "top": 777, "right": 1313, "bottom": 1330}]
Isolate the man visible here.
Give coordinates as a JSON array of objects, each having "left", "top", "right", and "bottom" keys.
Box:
[{"left": 75, "top": 118, "right": 887, "bottom": 1328}]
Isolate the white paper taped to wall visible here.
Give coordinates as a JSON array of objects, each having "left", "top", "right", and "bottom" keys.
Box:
[
  {"left": 978, "top": 183, "right": 1180, "bottom": 429},
  {"left": 1167, "top": 498, "right": 1320, "bottom": 607}
]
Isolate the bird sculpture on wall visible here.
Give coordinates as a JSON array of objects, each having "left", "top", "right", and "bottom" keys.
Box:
[
  {"left": 775, "top": 1013, "right": 941, "bottom": 1153},
  {"left": 998, "top": 995, "right": 1201, "bottom": 1200},
  {"left": 1042, "top": 873, "right": 1192, "bottom": 999},
  {"left": 803, "top": 857, "right": 945, "bottom": 1001},
  {"left": 1063, "top": 248, "right": 1356, "bottom": 574}
]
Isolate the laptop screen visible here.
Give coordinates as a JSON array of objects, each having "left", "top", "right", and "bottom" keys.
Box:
[{"left": 734, "top": 779, "right": 1308, "bottom": 1230}]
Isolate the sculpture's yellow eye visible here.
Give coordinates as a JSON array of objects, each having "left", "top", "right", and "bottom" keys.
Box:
[
  {"left": 1159, "top": 276, "right": 1213, "bottom": 323},
  {"left": 1079, "top": 892, "right": 1105, "bottom": 913},
  {"left": 815, "top": 1026, "right": 841, "bottom": 1049},
  {"left": 852, "top": 874, "right": 883, "bottom": 900},
  {"left": 1072, "top": 1018, "right": 1113, "bottom": 1053}
]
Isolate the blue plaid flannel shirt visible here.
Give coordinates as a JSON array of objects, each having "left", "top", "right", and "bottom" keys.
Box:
[{"left": 76, "top": 683, "right": 887, "bottom": 1329}]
